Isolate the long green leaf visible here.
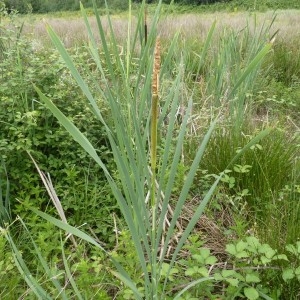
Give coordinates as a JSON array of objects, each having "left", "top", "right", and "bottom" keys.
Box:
[
  {"left": 174, "top": 277, "right": 214, "bottom": 300},
  {"left": 46, "top": 24, "right": 104, "bottom": 123},
  {"left": 229, "top": 42, "right": 273, "bottom": 98},
  {"left": 60, "top": 238, "right": 83, "bottom": 300}
]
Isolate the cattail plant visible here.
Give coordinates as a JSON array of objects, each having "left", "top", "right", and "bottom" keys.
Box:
[{"left": 4, "top": 0, "right": 273, "bottom": 299}]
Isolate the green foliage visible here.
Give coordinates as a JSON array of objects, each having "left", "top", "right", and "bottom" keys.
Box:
[
  {"left": 3, "top": 0, "right": 300, "bottom": 14},
  {"left": 0, "top": 232, "right": 25, "bottom": 298},
  {"left": 0, "top": 0, "right": 299, "bottom": 298},
  {"left": 2, "top": 220, "right": 114, "bottom": 299},
  {"left": 202, "top": 124, "right": 299, "bottom": 210},
  {"left": 0, "top": 27, "right": 120, "bottom": 244},
  {"left": 108, "top": 231, "right": 300, "bottom": 299},
  {"left": 271, "top": 41, "right": 300, "bottom": 86}
]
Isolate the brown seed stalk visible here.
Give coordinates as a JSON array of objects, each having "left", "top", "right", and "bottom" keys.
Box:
[{"left": 150, "top": 37, "right": 161, "bottom": 207}]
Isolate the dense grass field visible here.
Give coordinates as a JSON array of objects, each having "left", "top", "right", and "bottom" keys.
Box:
[{"left": 0, "top": 1, "right": 300, "bottom": 299}]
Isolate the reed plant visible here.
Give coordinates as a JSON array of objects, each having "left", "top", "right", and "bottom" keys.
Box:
[
  {"left": 3, "top": 0, "right": 275, "bottom": 298},
  {"left": 204, "top": 15, "right": 277, "bottom": 128}
]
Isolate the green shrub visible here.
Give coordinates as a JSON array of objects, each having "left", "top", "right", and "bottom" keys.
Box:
[{"left": 0, "top": 34, "right": 120, "bottom": 243}]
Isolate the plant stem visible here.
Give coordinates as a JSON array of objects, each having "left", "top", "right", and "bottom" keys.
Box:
[{"left": 150, "top": 37, "right": 160, "bottom": 298}]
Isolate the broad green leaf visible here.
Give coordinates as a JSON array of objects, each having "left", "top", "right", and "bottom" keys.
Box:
[
  {"left": 226, "top": 278, "right": 239, "bottom": 287},
  {"left": 236, "top": 251, "right": 249, "bottom": 259},
  {"left": 259, "top": 244, "right": 273, "bottom": 255},
  {"left": 222, "top": 269, "right": 237, "bottom": 277},
  {"left": 236, "top": 240, "right": 248, "bottom": 252},
  {"left": 197, "top": 267, "right": 209, "bottom": 277},
  {"left": 246, "top": 236, "right": 261, "bottom": 252},
  {"left": 199, "top": 248, "right": 211, "bottom": 259},
  {"left": 192, "top": 254, "right": 205, "bottom": 264},
  {"left": 295, "top": 267, "right": 300, "bottom": 280},
  {"left": 244, "top": 287, "right": 259, "bottom": 300},
  {"left": 185, "top": 266, "right": 199, "bottom": 276},
  {"left": 214, "top": 273, "right": 223, "bottom": 281},
  {"left": 274, "top": 254, "right": 288, "bottom": 261},
  {"left": 161, "top": 263, "right": 178, "bottom": 278},
  {"left": 282, "top": 269, "right": 294, "bottom": 281},
  {"left": 286, "top": 244, "right": 297, "bottom": 255},
  {"left": 226, "top": 244, "right": 237, "bottom": 255},
  {"left": 260, "top": 255, "right": 272, "bottom": 265},
  {"left": 205, "top": 255, "right": 218, "bottom": 265},
  {"left": 245, "top": 273, "right": 261, "bottom": 283},
  {"left": 265, "top": 248, "right": 276, "bottom": 259}
]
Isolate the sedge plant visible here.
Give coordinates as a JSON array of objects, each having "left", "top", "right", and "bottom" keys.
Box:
[{"left": 4, "top": 0, "right": 275, "bottom": 298}]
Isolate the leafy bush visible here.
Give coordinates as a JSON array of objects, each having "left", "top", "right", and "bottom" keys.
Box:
[{"left": 0, "top": 28, "right": 120, "bottom": 243}]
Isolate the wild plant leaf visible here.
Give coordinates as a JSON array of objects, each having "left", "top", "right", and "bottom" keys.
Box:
[
  {"left": 205, "top": 255, "right": 218, "bottom": 265},
  {"left": 244, "top": 287, "right": 259, "bottom": 300},
  {"left": 226, "top": 244, "right": 237, "bottom": 255},
  {"left": 226, "top": 278, "right": 239, "bottom": 287},
  {"left": 274, "top": 254, "right": 288, "bottom": 261},
  {"left": 246, "top": 236, "right": 261, "bottom": 252},
  {"left": 236, "top": 240, "right": 248, "bottom": 252},
  {"left": 222, "top": 269, "right": 238, "bottom": 278},
  {"left": 245, "top": 273, "right": 261, "bottom": 283},
  {"left": 282, "top": 269, "right": 294, "bottom": 282}
]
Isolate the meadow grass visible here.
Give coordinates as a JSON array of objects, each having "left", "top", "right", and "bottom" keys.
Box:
[{"left": 19, "top": 9, "right": 300, "bottom": 49}]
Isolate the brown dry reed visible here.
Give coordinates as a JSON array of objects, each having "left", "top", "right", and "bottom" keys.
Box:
[{"left": 20, "top": 10, "right": 300, "bottom": 50}]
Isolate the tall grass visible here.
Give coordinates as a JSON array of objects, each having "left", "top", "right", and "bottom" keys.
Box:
[
  {"left": 0, "top": 161, "right": 11, "bottom": 226},
  {"left": 3, "top": 0, "right": 274, "bottom": 298}
]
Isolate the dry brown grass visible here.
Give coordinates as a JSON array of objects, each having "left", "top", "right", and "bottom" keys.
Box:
[{"left": 20, "top": 10, "right": 300, "bottom": 50}]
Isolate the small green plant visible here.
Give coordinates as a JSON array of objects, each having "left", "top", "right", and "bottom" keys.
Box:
[
  {"left": 110, "top": 231, "right": 300, "bottom": 299},
  {"left": 282, "top": 242, "right": 300, "bottom": 282}
]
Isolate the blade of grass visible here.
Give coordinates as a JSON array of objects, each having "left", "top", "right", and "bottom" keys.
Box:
[
  {"left": 60, "top": 237, "right": 83, "bottom": 300},
  {"left": 0, "top": 160, "right": 10, "bottom": 224},
  {"left": 229, "top": 42, "right": 273, "bottom": 98},
  {"left": 45, "top": 24, "right": 104, "bottom": 123}
]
